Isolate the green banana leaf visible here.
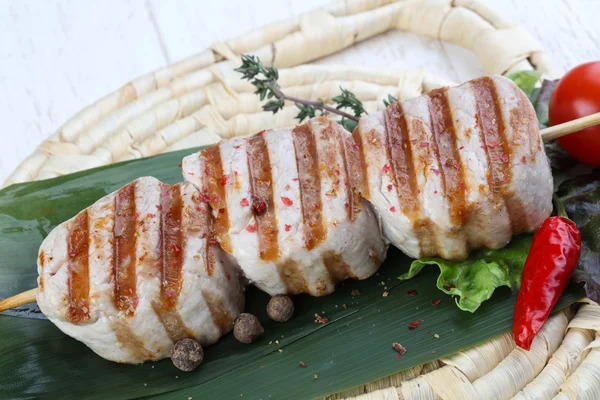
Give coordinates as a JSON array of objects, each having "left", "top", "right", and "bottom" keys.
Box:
[{"left": 0, "top": 148, "right": 584, "bottom": 400}]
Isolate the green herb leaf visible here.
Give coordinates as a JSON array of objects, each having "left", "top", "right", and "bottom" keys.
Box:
[
  {"left": 332, "top": 87, "right": 367, "bottom": 118},
  {"left": 338, "top": 117, "right": 358, "bottom": 132},
  {"left": 383, "top": 94, "right": 398, "bottom": 108},
  {"left": 295, "top": 103, "right": 317, "bottom": 122},
  {"left": 558, "top": 169, "right": 600, "bottom": 302},
  {"left": 507, "top": 70, "right": 542, "bottom": 97},
  {"left": 398, "top": 236, "right": 532, "bottom": 312},
  {"left": 263, "top": 98, "right": 285, "bottom": 114}
]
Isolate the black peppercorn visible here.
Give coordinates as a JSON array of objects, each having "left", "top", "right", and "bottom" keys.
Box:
[
  {"left": 171, "top": 338, "right": 204, "bottom": 372},
  {"left": 267, "top": 295, "right": 294, "bottom": 322},
  {"left": 233, "top": 313, "right": 264, "bottom": 344}
]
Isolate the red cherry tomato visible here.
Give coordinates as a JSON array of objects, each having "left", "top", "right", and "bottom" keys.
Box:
[{"left": 549, "top": 61, "right": 600, "bottom": 166}]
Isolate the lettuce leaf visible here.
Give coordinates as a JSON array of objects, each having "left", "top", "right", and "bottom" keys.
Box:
[
  {"left": 507, "top": 70, "right": 541, "bottom": 97},
  {"left": 399, "top": 236, "right": 532, "bottom": 312},
  {"left": 558, "top": 169, "right": 600, "bottom": 302}
]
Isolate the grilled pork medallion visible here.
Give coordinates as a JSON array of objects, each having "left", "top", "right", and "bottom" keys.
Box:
[
  {"left": 182, "top": 117, "right": 388, "bottom": 296},
  {"left": 34, "top": 75, "right": 554, "bottom": 365},
  {"left": 36, "top": 177, "right": 244, "bottom": 364},
  {"left": 354, "top": 75, "right": 553, "bottom": 260}
]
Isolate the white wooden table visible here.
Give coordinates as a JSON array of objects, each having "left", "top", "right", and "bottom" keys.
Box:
[{"left": 1, "top": 0, "right": 599, "bottom": 184}]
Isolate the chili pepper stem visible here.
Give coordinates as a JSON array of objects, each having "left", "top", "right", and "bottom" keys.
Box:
[{"left": 552, "top": 194, "right": 568, "bottom": 218}]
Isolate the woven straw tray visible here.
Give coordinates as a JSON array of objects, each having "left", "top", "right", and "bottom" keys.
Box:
[{"left": 5, "top": 0, "right": 599, "bottom": 398}]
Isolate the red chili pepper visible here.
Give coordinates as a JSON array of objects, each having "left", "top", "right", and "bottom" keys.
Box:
[{"left": 513, "top": 210, "right": 581, "bottom": 350}]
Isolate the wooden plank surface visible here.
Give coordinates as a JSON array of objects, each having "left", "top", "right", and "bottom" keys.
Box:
[{"left": 1, "top": 0, "right": 599, "bottom": 184}]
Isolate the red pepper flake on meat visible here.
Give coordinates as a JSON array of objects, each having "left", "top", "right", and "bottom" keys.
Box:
[
  {"left": 431, "top": 299, "right": 441, "bottom": 306},
  {"left": 281, "top": 197, "right": 293, "bottom": 206},
  {"left": 252, "top": 197, "right": 267, "bottom": 215},
  {"left": 196, "top": 206, "right": 202, "bottom": 212},
  {"left": 200, "top": 194, "right": 211, "bottom": 203},
  {"left": 220, "top": 174, "right": 228, "bottom": 186},
  {"left": 390, "top": 206, "right": 396, "bottom": 212},
  {"left": 521, "top": 155, "right": 527, "bottom": 163},
  {"left": 501, "top": 154, "right": 509, "bottom": 163},
  {"left": 219, "top": 208, "right": 225, "bottom": 214},
  {"left": 387, "top": 184, "right": 393, "bottom": 192},
  {"left": 172, "top": 244, "right": 181, "bottom": 256},
  {"left": 135, "top": 212, "right": 140, "bottom": 219},
  {"left": 430, "top": 168, "right": 440, "bottom": 175},
  {"left": 233, "top": 145, "right": 241, "bottom": 149},
  {"left": 314, "top": 313, "right": 328, "bottom": 324},
  {"left": 408, "top": 320, "right": 420, "bottom": 329},
  {"left": 225, "top": 272, "right": 231, "bottom": 280},
  {"left": 407, "top": 290, "right": 418, "bottom": 296},
  {"left": 344, "top": 202, "right": 350, "bottom": 209},
  {"left": 382, "top": 164, "right": 391, "bottom": 173},
  {"left": 246, "top": 223, "right": 257, "bottom": 233},
  {"left": 292, "top": 178, "right": 299, "bottom": 181},
  {"left": 240, "top": 198, "right": 250, "bottom": 207},
  {"left": 284, "top": 224, "right": 291, "bottom": 232},
  {"left": 69, "top": 251, "right": 76, "bottom": 258},
  {"left": 156, "top": 205, "right": 162, "bottom": 211}
]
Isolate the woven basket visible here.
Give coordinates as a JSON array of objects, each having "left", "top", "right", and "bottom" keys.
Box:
[{"left": 5, "top": 0, "right": 599, "bottom": 398}]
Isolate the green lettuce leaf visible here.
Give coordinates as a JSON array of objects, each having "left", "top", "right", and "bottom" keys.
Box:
[
  {"left": 507, "top": 70, "right": 542, "bottom": 97},
  {"left": 399, "top": 236, "right": 532, "bottom": 312}
]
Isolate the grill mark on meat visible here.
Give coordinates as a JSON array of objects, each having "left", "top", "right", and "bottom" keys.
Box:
[
  {"left": 413, "top": 219, "right": 438, "bottom": 256},
  {"left": 278, "top": 259, "right": 307, "bottom": 295},
  {"left": 188, "top": 189, "right": 214, "bottom": 276},
  {"left": 38, "top": 250, "right": 45, "bottom": 291},
  {"left": 246, "top": 132, "right": 279, "bottom": 261},
  {"left": 332, "top": 121, "right": 361, "bottom": 221},
  {"left": 202, "top": 146, "right": 231, "bottom": 253},
  {"left": 320, "top": 120, "right": 344, "bottom": 205},
  {"left": 113, "top": 183, "right": 138, "bottom": 316},
  {"left": 322, "top": 252, "right": 355, "bottom": 283},
  {"left": 112, "top": 320, "right": 151, "bottom": 361},
  {"left": 384, "top": 102, "right": 420, "bottom": 217},
  {"left": 292, "top": 123, "right": 326, "bottom": 250},
  {"left": 66, "top": 210, "right": 90, "bottom": 323},
  {"left": 153, "top": 184, "right": 191, "bottom": 341},
  {"left": 151, "top": 301, "right": 193, "bottom": 343},
  {"left": 516, "top": 88, "right": 541, "bottom": 161},
  {"left": 351, "top": 127, "right": 370, "bottom": 199},
  {"left": 201, "top": 289, "right": 233, "bottom": 335},
  {"left": 384, "top": 102, "right": 437, "bottom": 256},
  {"left": 428, "top": 88, "right": 468, "bottom": 226},
  {"left": 159, "top": 183, "right": 184, "bottom": 309},
  {"left": 471, "top": 77, "right": 526, "bottom": 234},
  {"left": 343, "top": 129, "right": 366, "bottom": 218}
]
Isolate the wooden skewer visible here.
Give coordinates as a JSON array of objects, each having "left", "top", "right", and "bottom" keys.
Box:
[
  {"left": 540, "top": 111, "right": 600, "bottom": 142},
  {"left": 1, "top": 112, "right": 600, "bottom": 314},
  {"left": 0, "top": 288, "right": 37, "bottom": 312}
]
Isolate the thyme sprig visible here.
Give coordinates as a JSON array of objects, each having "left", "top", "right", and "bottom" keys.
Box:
[{"left": 235, "top": 54, "right": 398, "bottom": 129}]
